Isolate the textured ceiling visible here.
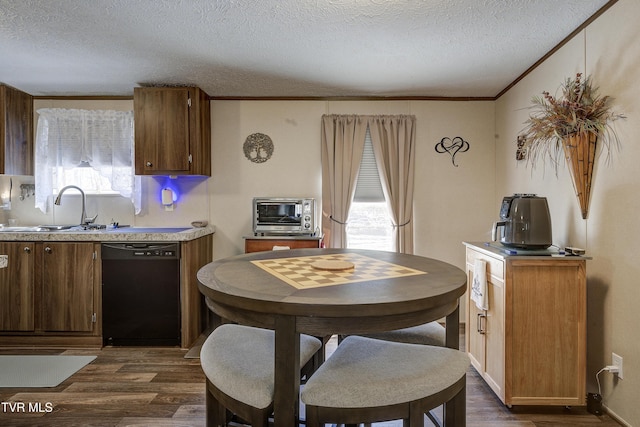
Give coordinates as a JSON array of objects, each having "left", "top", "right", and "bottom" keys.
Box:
[{"left": 0, "top": 0, "right": 612, "bottom": 98}]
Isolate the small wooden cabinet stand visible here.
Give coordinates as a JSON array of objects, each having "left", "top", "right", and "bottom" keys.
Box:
[{"left": 463, "top": 242, "right": 587, "bottom": 407}]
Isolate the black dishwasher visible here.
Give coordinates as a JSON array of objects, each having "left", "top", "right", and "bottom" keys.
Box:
[{"left": 101, "top": 242, "right": 181, "bottom": 346}]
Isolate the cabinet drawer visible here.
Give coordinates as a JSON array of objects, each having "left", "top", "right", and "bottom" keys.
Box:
[
  {"left": 466, "top": 248, "right": 504, "bottom": 282},
  {"left": 245, "top": 238, "right": 322, "bottom": 253}
]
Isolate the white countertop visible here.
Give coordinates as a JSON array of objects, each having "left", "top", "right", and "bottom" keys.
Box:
[{"left": 0, "top": 225, "right": 215, "bottom": 242}]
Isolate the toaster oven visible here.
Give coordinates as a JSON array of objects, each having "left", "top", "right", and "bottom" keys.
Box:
[{"left": 253, "top": 197, "right": 316, "bottom": 235}]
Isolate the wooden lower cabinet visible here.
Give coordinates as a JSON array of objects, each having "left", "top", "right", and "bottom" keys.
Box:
[
  {"left": 244, "top": 236, "right": 323, "bottom": 253},
  {"left": 0, "top": 242, "right": 101, "bottom": 347},
  {"left": 40, "top": 242, "right": 95, "bottom": 332},
  {"left": 0, "top": 236, "right": 213, "bottom": 349},
  {"left": 464, "top": 243, "right": 587, "bottom": 407},
  {"left": 180, "top": 235, "right": 213, "bottom": 348},
  {"left": 0, "top": 242, "right": 35, "bottom": 332}
]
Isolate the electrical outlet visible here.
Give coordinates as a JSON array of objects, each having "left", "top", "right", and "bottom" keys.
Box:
[{"left": 612, "top": 352, "right": 623, "bottom": 379}]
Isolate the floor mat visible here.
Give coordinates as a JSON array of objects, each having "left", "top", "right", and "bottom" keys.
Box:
[{"left": 0, "top": 355, "right": 96, "bottom": 387}]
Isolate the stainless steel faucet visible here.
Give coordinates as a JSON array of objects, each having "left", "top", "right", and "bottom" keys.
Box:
[{"left": 54, "top": 185, "right": 97, "bottom": 225}]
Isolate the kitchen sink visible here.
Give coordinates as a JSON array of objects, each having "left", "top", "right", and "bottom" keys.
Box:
[
  {"left": 37, "top": 224, "right": 80, "bottom": 231},
  {"left": 0, "top": 226, "right": 44, "bottom": 232},
  {"left": 0, "top": 224, "right": 80, "bottom": 232}
]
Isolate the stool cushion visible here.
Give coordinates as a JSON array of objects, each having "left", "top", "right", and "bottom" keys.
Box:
[
  {"left": 201, "top": 324, "right": 322, "bottom": 410},
  {"left": 301, "top": 335, "right": 469, "bottom": 408},
  {"left": 359, "top": 322, "right": 445, "bottom": 346}
]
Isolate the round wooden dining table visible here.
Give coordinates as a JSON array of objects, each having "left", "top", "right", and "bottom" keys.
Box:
[{"left": 197, "top": 248, "right": 467, "bottom": 426}]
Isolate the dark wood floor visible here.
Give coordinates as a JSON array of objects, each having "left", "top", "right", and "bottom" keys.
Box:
[{"left": 0, "top": 336, "right": 621, "bottom": 427}]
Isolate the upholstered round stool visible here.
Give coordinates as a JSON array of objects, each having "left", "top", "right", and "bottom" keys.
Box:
[
  {"left": 301, "top": 335, "right": 469, "bottom": 427},
  {"left": 200, "top": 324, "right": 322, "bottom": 427},
  {"left": 359, "top": 321, "right": 445, "bottom": 346}
]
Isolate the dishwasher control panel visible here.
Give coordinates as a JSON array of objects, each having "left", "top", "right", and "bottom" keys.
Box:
[
  {"left": 101, "top": 242, "right": 180, "bottom": 260},
  {"left": 132, "top": 248, "right": 177, "bottom": 257}
]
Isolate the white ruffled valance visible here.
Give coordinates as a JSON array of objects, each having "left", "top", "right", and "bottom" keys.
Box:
[{"left": 35, "top": 108, "right": 141, "bottom": 214}]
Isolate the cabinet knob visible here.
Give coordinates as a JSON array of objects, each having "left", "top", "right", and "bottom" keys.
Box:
[
  {"left": 146, "top": 161, "right": 153, "bottom": 167},
  {"left": 23, "top": 247, "right": 31, "bottom": 254},
  {"left": 44, "top": 246, "right": 53, "bottom": 254}
]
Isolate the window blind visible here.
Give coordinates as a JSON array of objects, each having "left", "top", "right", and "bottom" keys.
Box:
[{"left": 353, "top": 126, "right": 385, "bottom": 202}]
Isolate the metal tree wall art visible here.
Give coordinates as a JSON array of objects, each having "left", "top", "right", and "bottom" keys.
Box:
[
  {"left": 435, "top": 136, "right": 470, "bottom": 167},
  {"left": 243, "top": 133, "right": 274, "bottom": 163}
]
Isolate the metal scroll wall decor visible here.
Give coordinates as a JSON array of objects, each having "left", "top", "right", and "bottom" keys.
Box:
[
  {"left": 243, "top": 133, "right": 274, "bottom": 163},
  {"left": 516, "top": 135, "right": 527, "bottom": 161},
  {"left": 435, "top": 136, "right": 470, "bottom": 167}
]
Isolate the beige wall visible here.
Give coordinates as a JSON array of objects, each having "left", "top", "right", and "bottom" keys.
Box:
[
  {"left": 209, "top": 99, "right": 495, "bottom": 266},
  {"left": 496, "top": 0, "right": 640, "bottom": 424}
]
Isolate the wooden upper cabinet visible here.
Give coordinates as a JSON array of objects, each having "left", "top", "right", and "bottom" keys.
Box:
[
  {"left": 0, "top": 84, "right": 33, "bottom": 176},
  {"left": 134, "top": 86, "right": 211, "bottom": 176}
]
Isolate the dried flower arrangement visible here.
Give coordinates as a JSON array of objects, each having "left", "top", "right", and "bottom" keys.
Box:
[
  {"left": 521, "top": 73, "right": 625, "bottom": 169},
  {"left": 520, "top": 73, "right": 625, "bottom": 219}
]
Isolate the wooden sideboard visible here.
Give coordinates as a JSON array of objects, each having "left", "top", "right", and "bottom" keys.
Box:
[
  {"left": 463, "top": 242, "right": 587, "bottom": 407},
  {"left": 244, "top": 235, "right": 324, "bottom": 253}
]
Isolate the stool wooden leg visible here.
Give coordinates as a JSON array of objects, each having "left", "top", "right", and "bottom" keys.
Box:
[
  {"left": 206, "top": 379, "right": 226, "bottom": 427},
  {"left": 304, "top": 405, "right": 319, "bottom": 427},
  {"left": 443, "top": 377, "right": 466, "bottom": 427},
  {"left": 408, "top": 400, "right": 424, "bottom": 427},
  {"left": 248, "top": 406, "right": 268, "bottom": 427}
]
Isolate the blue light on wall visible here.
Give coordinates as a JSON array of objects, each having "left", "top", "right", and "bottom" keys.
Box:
[
  {"left": 152, "top": 174, "right": 207, "bottom": 211},
  {"left": 159, "top": 177, "right": 180, "bottom": 210}
]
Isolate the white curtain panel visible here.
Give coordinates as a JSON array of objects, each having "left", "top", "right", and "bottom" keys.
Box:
[{"left": 34, "top": 108, "right": 141, "bottom": 214}]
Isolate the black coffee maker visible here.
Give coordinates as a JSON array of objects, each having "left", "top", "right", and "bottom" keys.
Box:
[{"left": 491, "top": 194, "right": 552, "bottom": 249}]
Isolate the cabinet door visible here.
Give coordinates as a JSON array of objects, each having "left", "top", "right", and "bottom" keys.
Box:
[
  {"left": 507, "top": 259, "right": 586, "bottom": 405},
  {"left": 484, "top": 271, "right": 505, "bottom": 400},
  {"left": 0, "top": 242, "right": 35, "bottom": 331},
  {"left": 466, "top": 270, "right": 485, "bottom": 372},
  {"left": 188, "top": 86, "right": 211, "bottom": 176},
  {"left": 466, "top": 248, "right": 505, "bottom": 401},
  {"left": 41, "top": 242, "right": 95, "bottom": 332},
  {"left": 1, "top": 84, "right": 34, "bottom": 175},
  {"left": 134, "top": 87, "right": 191, "bottom": 174}
]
